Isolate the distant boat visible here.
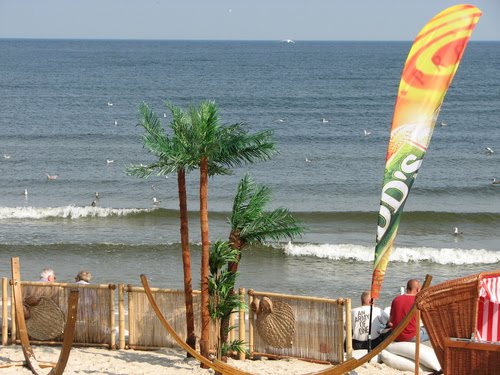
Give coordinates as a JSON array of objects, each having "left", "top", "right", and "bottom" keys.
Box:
[{"left": 282, "top": 39, "right": 295, "bottom": 44}]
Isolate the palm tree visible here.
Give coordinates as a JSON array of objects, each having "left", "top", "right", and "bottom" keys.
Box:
[
  {"left": 187, "top": 101, "right": 276, "bottom": 359},
  {"left": 127, "top": 102, "right": 198, "bottom": 352},
  {"left": 219, "top": 173, "right": 304, "bottom": 349}
]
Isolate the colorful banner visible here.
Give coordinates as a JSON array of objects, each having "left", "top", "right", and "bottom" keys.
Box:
[{"left": 371, "top": 4, "right": 482, "bottom": 300}]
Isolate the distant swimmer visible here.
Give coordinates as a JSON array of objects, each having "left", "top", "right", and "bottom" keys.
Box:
[
  {"left": 46, "top": 174, "right": 58, "bottom": 180},
  {"left": 152, "top": 197, "right": 161, "bottom": 205},
  {"left": 492, "top": 178, "right": 500, "bottom": 185},
  {"left": 363, "top": 129, "right": 371, "bottom": 136},
  {"left": 453, "top": 227, "right": 463, "bottom": 236},
  {"left": 484, "top": 147, "right": 494, "bottom": 155},
  {"left": 321, "top": 118, "right": 329, "bottom": 123}
]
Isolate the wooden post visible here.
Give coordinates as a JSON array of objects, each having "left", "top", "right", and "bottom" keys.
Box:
[
  {"left": 127, "top": 285, "right": 134, "bottom": 347},
  {"left": 415, "top": 310, "right": 421, "bottom": 375},
  {"left": 345, "top": 298, "right": 353, "bottom": 360},
  {"left": 248, "top": 290, "right": 254, "bottom": 356},
  {"left": 10, "top": 282, "right": 16, "bottom": 343},
  {"left": 2, "top": 278, "right": 8, "bottom": 345},
  {"left": 336, "top": 299, "right": 345, "bottom": 363},
  {"left": 238, "top": 288, "right": 245, "bottom": 360},
  {"left": 109, "top": 286, "right": 115, "bottom": 349},
  {"left": 118, "top": 284, "right": 125, "bottom": 350},
  {"left": 229, "top": 312, "right": 235, "bottom": 343}
]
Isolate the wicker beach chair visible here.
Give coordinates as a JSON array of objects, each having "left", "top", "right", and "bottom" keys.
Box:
[{"left": 415, "top": 271, "right": 500, "bottom": 375}]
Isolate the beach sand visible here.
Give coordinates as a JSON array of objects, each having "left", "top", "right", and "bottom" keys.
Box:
[{"left": 0, "top": 346, "right": 417, "bottom": 374}]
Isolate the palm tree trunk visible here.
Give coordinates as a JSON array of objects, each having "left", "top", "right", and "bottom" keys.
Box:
[
  {"left": 178, "top": 168, "right": 196, "bottom": 353},
  {"left": 199, "top": 157, "right": 210, "bottom": 361}
]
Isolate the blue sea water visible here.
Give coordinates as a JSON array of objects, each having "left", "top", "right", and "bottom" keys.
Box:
[{"left": 0, "top": 39, "right": 499, "bottom": 307}]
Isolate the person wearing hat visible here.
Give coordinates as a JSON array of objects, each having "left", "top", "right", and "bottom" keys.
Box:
[{"left": 75, "top": 270, "right": 92, "bottom": 284}]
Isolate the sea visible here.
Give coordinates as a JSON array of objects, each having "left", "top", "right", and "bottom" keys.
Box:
[{"left": 0, "top": 39, "right": 499, "bottom": 308}]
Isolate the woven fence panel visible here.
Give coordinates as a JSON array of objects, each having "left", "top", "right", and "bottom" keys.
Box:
[
  {"left": 21, "top": 283, "right": 114, "bottom": 346},
  {"left": 251, "top": 293, "right": 344, "bottom": 363},
  {"left": 127, "top": 287, "right": 203, "bottom": 349}
]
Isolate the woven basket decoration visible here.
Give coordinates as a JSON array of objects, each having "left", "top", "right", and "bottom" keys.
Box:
[
  {"left": 255, "top": 296, "right": 295, "bottom": 348},
  {"left": 25, "top": 297, "right": 65, "bottom": 340}
]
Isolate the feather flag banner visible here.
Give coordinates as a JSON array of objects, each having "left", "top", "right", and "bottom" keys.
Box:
[{"left": 371, "top": 4, "right": 482, "bottom": 300}]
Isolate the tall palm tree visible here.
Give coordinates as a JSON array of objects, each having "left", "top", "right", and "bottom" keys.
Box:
[
  {"left": 187, "top": 101, "right": 276, "bottom": 359},
  {"left": 219, "top": 173, "right": 304, "bottom": 348},
  {"left": 127, "top": 102, "right": 198, "bottom": 352}
]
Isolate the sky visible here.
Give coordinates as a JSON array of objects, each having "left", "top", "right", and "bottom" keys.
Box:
[{"left": 0, "top": 0, "right": 498, "bottom": 41}]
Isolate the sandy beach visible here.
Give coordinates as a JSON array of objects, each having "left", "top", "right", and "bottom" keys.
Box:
[{"left": 0, "top": 345, "right": 420, "bottom": 375}]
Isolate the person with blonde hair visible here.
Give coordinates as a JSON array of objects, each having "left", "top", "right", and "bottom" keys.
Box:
[{"left": 75, "top": 270, "right": 92, "bottom": 284}]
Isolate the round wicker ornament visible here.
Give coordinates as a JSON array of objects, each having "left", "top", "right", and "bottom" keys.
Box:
[
  {"left": 255, "top": 297, "right": 295, "bottom": 348},
  {"left": 25, "top": 297, "right": 65, "bottom": 340}
]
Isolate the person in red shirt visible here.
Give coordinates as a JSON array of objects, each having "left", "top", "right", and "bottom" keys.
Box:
[{"left": 389, "top": 278, "right": 429, "bottom": 342}]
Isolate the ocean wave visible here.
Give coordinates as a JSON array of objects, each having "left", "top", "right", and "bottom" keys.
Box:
[
  {"left": 0, "top": 206, "right": 150, "bottom": 220},
  {"left": 284, "top": 242, "right": 500, "bottom": 265}
]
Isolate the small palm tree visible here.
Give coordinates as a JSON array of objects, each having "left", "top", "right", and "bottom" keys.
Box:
[
  {"left": 219, "top": 173, "right": 305, "bottom": 349},
  {"left": 208, "top": 241, "right": 246, "bottom": 364}
]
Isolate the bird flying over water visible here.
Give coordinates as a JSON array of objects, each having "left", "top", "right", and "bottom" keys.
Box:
[
  {"left": 484, "top": 147, "right": 494, "bottom": 155},
  {"left": 106, "top": 159, "right": 114, "bottom": 165},
  {"left": 363, "top": 129, "right": 371, "bottom": 136}
]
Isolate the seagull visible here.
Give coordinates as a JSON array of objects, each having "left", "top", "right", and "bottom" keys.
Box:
[
  {"left": 321, "top": 118, "right": 329, "bottom": 123},
  {"left": 3, "top": 154, "right": 11, "bottom": 159},
  {"left": 163, "top": 113, "right": 167, "bottom": 118},
  {"left": 152, "top": 197, "right": 161, "bottom": 205},
  {"left": 283, "top": 39, "right": 295, "bottom": 44},
  {"left": 363, "top": 129, "right": 372, "bottom": 136},
  {"left": 151, "top": 184, "right": 157, "bottom": 191},
  {"left": 276, "top": 118, "right": 285, "bottom": 123},
  {"left": 305, "top": 158, "right": 312, "bottom": 163},
  {"left": 484, "top": 147, "right": 494, "bottom": 155},
  {"left": 107, "top": 102, "right": 113, "bottom": 106},
  {"left": 114, "top": 120, "right": 118, "bottom": 125},
  {"left": 23, "top": 189, "right": 28, "bottom": 197},
  {"left": 95, "top": 192, "right": 99, "bottom": 199},
  {"left": 440, "top": 121, "right": 447, "bottom": 127},
  {"left": 453, "top": 227, "right": 463, "bottom": 236},
  {"left": 492, "top": 178, "right": 500, "bottom": 185},
  {"left": 46, "top": 174, "right": 58, "bottom": 180},
  {"left": 106, "top": 159, "right": 114, "bottom": 165}
]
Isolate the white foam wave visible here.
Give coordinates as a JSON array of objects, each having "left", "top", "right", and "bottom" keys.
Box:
[
  {"left": 284, "top": 242, "right": 500, "bottom": 265},
  {"left": 0, "top": 206, "right": 148, "bottom": 220}
]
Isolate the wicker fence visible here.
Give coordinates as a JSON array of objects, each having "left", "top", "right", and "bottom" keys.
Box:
[{"left": 0, "top": 277, "right": 351, "bottom": 363}]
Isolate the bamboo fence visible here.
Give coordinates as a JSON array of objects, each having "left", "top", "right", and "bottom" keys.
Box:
[
  {"left": 248, "top": 289, "right": 351, "bottom": 364},
  {"left": 0, "top": 278, "right": 351, "bottom": 363}
]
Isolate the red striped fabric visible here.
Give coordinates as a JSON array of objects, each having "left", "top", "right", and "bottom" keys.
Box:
[{"left": 476, "top": 275, "right": 500, "bottom": 342}]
